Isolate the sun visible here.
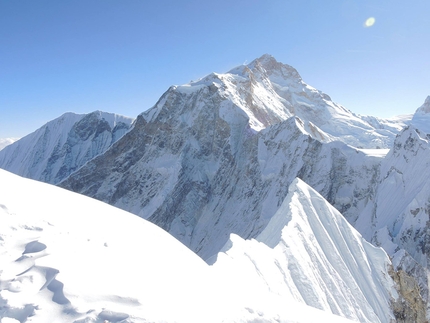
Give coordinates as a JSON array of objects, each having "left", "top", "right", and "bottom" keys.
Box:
[{"left": 364, "top": 17, "right": 376, "bottom": 27}]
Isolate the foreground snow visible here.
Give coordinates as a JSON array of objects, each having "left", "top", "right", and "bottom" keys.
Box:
[{"left": 0, "top": 170, "right": 398, "bottom": 322}]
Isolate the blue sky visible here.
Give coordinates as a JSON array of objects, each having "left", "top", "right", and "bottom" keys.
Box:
[{"left": 1, "top": 0, "right": 429, "bottom": 138}]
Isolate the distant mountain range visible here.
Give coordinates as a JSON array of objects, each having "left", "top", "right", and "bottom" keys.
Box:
[
  {"left": 0, "top": 111, "right": 134, "bottom": 184},
  {"left": 1, "top": 54, "right": 429, "bottom": 322}
]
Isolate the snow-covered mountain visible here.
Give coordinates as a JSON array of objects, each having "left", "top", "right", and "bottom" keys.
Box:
[
  {"left": 2, "top": 54, "right": 429, "bottom": 320},
  {"left": 57, "top": 55, "right": 430, "bottom": 319},
  {"left": 59, "top": 55, "right": 397, "bottom": 260},
  {"left": 0, "top": 111, "right": 134, "bottom": 184},
  {"left": 172, "top": 54, "right": 402, "bottom": 148},
  {"left": 0, "top": 169, "right": 423, "bottom": 322},
  {"left": 355, "top": 125, "right": 430, "bottom": 314},
  {"left": 0, "top": 138, "right": 19, "bottom": 151},
  {"left": 411, "top": 96, "right": 430, "bottom": 134}
]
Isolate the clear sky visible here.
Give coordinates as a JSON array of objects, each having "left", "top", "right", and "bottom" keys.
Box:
[{"left": 1, "top": 0, "right": 429, "bottom": 138}]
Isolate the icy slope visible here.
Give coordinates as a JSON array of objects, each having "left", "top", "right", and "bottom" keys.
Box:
[
  {"left": 0, "top": 169, "right": 363, "bottom": 323},
  {"left": 0, "top": 111, "right": 133, "bottom": 184},
  {"left": 212, "top": 178, "right": 399, "bottom": 323}
]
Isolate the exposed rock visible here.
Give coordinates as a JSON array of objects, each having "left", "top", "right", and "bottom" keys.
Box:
[{"left": 389, "top": 266, "right": 428, "bottom": 323}]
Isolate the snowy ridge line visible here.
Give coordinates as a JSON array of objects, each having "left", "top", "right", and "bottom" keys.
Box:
[
  {"left": 1, "top": 169, "right": 398, "bottom": 322},
  {"left": 0, "top": 111, "right": 134, "bottom": 184}
]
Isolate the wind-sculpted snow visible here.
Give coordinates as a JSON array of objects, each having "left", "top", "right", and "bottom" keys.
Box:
[
  {"left": 1, "top": 169, "right": 367, "bottom": 323},
  {"left": 212, "top": 178, "right": 398, "bottom": 323},
  {"left": 0, "top": 111, "right": 133, "bottom": 184}
]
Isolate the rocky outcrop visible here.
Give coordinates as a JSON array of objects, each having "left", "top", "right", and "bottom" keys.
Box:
[{"left": 389, "top": 266, "right": 428, "bottom": 323}]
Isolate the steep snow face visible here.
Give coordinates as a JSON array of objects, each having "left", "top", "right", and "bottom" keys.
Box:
[
  {"left": 0, "top": 111, "right": 134, "bottom": 184},
  {"left": 355, "top": 126, "right": 430, "bottom": 313},
  {"left": 0, "top": 169, "right": 365, "bottom": 323},
  {"left": 411, "top": 96, "right": 430, "bottom": 134},
  {"left": 212, "top": 179, "right": 398, "bottom": 323},
  {"left": 0, "top": 138, "right": 19, "bottom": 151},
  {"left": 358, "top": 126, "right": 430, "bottom": 266}
]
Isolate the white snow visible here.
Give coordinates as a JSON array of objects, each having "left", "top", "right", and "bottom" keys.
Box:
[
  {"left": 212, "top": 178, "right": 397, "bottom": 323},
  {"left": 0, "top": 169, "right": 387, "bottom": 323}
]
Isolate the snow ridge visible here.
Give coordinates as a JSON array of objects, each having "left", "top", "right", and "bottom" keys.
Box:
[
  {"left": 213, "top": 178, "right": 398, "bottom": 323},
  {"left": 0, "top": 111, "right": 134, "bottom": 184}
]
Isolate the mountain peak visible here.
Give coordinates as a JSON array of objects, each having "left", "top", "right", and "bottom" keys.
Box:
[
  {"left": 410, "top": 96, "right": 430, "bottom": 133},
  {"left": 416, "top": 95, "right": 430, "bottom": 114},
  {"left": 246, "top": 54, "right": 302, "bottom": 81}
]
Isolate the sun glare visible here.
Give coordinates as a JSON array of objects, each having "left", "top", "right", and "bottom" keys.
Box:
[{"left": 364, "top": 17, "right": 376, "bottom": 27}]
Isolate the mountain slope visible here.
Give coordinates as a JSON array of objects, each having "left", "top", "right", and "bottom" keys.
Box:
[
  {"left": 0, "top": 111, "right": 134, "bottom": 184},
  {"left": 0, "top": 169, "right": 372, "bottom": 323},
  {"left": 60, "top": 56, "right": 398, "bottom": 260},
  {"left": 355, "top": 125, "right": 430, "bottom": 313},
  {"left": 60, "top": 108, "right": 385, "bottom": 260},
  {"left": 176, "top": 54, "right": 400, "bottom": 148},
  {"left": 212, "top": 178, "right": 420, "bottom": 323},
  {"left": 411, "top": 96, "right": 430, "bottom": 134}
]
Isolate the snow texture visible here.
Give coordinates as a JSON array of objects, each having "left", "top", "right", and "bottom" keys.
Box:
[{"left": 0, "top": 169, "right": 394, "bottom": 323}]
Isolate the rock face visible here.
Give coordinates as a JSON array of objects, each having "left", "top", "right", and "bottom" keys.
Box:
[
  {"left": 0, "top": 111, "right": 134, "bottom": 184},
  {"left": 389, "top": 267, "right": 428, "bottom": 323}
]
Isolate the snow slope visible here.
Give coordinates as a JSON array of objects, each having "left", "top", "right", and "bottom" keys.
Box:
[
  {"left": 0, "top": 169, "right": 367, "bottom": 323},
  {"left": 212, "top": 178, "right": 399, "bottom": 323},
  {"left": 0, "top": 111, "right": 133, "bottom": 184}
]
